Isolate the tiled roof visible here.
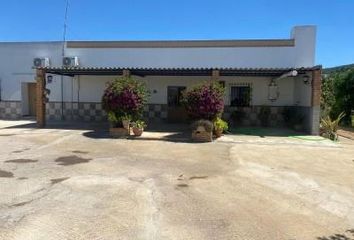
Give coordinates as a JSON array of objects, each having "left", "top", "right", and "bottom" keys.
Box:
[{"left": 36, "top": 66, "right": 321, "bottom": 77}]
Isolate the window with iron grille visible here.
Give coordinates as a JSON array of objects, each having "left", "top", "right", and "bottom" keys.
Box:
[{"left": 230, "top": 85, "right": 251, "bottom": 107}]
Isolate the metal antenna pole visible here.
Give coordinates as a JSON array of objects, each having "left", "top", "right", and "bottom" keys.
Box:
[{"left": 61, "top": 0, "right": 69, "bottom": 120}]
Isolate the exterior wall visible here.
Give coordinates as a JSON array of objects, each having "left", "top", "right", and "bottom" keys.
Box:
[
  {"left": 0, "top": 42, "right": 63, "bottom": 101},
  {"left": 0, "top": 26, "right": 319, "bottom": 133},
  {"left": 223, "top": 106, "right": 285, "bottom": 127},
  {"left": 0, "top": 101, "right": 22, "bottom": 119},
  {"left": 43, "top": 75, "right": 297, "bottom": 105},
  {"left": 42, "top": 75, "right": 298, "bottom": 126},
  {"left": 66, "top": 26, "right": 315, "bottom": 69},
  {"left": 293, "top": 75, "right": 312, "bottom": 107},
  {"left": 0, "top": 26, "right": 316, "bottom": 103},
  {"left": 291, "top": 26, "right": 316, "bottom": 68},
  {"left": 44, "top": 102, "right": 167, "bottom": 123}
]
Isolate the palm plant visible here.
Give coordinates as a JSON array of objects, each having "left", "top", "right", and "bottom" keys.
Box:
[{"left": 321, "top": 112, "right": 345, "bottom": 140}]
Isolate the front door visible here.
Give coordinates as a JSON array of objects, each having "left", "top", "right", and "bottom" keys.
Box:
[
  {"left": 28, "top": 83, "right": 37, "bottom": 116},
  {"left": 167, "top": 86, "right": 187, "bottom": 123}
]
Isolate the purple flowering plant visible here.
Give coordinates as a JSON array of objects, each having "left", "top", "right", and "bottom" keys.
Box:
[
  {"left": 182, "top": 81, "right": 225, "bottom": 120},
  {"left": 102, "top": 76, "right": 149, "bottom": 125}
]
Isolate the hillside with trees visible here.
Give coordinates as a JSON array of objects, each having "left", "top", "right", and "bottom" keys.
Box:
[
  {"left": 322, "top": 64, "right": 354, "bottom": 126},
  {"left": 323, "top": 64, "right": 354, "bottom": 74}
]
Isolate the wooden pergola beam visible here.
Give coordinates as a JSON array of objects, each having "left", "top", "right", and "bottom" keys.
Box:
[
  {"left": 36, "top": 69, "right": 46, "bottom": 127},
  {"left": 211, "top": 69, "right": 220, "bottom": 81},
  {"left": 122, "top": 69, "right": 131, "bottom": 77},
  {"left": 311, "top": 68, "right": 322, "bottom": 106}
]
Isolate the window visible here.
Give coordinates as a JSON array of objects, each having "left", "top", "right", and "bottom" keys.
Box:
[
  {"left": 230, "top": 86, "right": 251, "bottom": 107},
  {"left": 167, "top": 86, "right": 186, "bottom": 107}
]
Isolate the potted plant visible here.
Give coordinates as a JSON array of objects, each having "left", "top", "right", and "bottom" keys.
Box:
[
  {"left": 182, "top": 81, "right": 225, "bottom": 142},
  {"left": 213, "top": 117, "right": 228, "bottom": 138},
  {"left": 121, "top": 113, "right": 132, "bottom": 129},
  {"left": 132, "top": 120, "right": 146, "bottom": 136},
  {"left": 102, "top": 76, "right": 149, "bottom": 138},
  {"left": 107, "top": 112, "right": 128, "bottom": 137},
  {"left": 191, "top": 119, "right": 214, "bottom": 142}
]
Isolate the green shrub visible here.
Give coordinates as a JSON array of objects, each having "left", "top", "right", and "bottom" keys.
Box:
[
  {"left": 133, "top": 120, "right": 147, "bottom": 129},
  {"left": 321, "top": 68, "right": 354, "bottom": 125},
  {"left": 213, "top": 117, "right": 228, "bottom": 132},
  {"left": 321, "top": 112, "right": 345, "bottom": 141}
]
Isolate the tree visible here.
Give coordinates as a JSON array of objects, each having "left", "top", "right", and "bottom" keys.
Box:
[
  {"left": 333, "top": 68, "right": 354, "bottom": 124},
  {"left": 322, "top": 68, "right": 354, "bottom": 125}
]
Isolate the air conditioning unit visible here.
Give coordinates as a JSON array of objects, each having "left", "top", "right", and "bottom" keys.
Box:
[
  {"left": 33, "top": 57, "right": 50, "bottom": 68},
  {"left": 63, "top": 56, "right": 79, "bottom": 67}
]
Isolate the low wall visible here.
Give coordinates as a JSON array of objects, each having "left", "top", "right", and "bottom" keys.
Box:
[
  {"left": 0, "top": 101, "right": 22, "bottom": 119},
  {"left": 223, "top": 106, "right": 286, "bottom": 127},
  {"left": 223, "top": 105, "right": 319, "bottom": 134},
  {"left": 0, "top": 101, "right": 319, "bottom": 134},
  {"left": 45, "top": 102, "right": 168, "bottom": 122}
]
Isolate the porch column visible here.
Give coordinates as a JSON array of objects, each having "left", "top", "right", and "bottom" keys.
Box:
[
  {"left": 310, "top": 68, "right": 322, "bottom": 135},
  {"left": 211, "top": 69, "right": 220, "bottom": 81},
  {"left": 122, "top": 69, "right": 131, "bottom": 77},
  {"left": 36, "top": 69, "right": 46, "bottom": 127}
]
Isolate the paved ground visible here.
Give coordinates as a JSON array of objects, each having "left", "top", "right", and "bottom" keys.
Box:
[{"left": 0, "top": 120, "right": 354, "bottom": 240}]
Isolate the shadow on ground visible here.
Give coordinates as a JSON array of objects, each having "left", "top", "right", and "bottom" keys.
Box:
[
  {"left": 317, "top": 229, "right": 354, "bottom": 240},
  {"left": 229, "top": 127, "right": 306, "bottom": 138},
  {"left": 82, "top": 129, "right": 192, "bottom": 143},
  {"left": 3, "top": 120, "right": 313, "bottom": 142},
  {"left": 3, "top": 121, "right": 110, "bottom": 131}
]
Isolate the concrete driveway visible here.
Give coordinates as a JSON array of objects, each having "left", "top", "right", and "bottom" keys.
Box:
[{"left": 0, "top": 120, "right": 354, "bottom": 240}]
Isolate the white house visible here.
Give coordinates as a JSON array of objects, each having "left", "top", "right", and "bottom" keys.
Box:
[{"left": 0, "top": 25, "right": 321, "bottom": 134}]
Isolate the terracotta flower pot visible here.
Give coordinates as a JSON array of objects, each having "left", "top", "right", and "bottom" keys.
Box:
[
  {"left": 109, "top": 127, "right": 129, "bottom": 138},
  {"left": 122, "top": 120, "right": 130, "bottom": 129},
  {"left": 132, "top": 127, "right": 143, "bottom": 136},
  {"left": 214, "top": 129, "right": 223, "bottom": 138}
]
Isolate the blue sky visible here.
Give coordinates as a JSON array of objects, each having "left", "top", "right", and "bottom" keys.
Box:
[{"left": 0, "top": 0, "right": 353, "bottom": 67}]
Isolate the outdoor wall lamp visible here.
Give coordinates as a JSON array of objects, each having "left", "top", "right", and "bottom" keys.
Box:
[
  {"left": 47, "top": 75, "right": 53, "bottom": 84},
  {"left": 268, "top": 80, "right": 279, "bottom": 102},
  {"left": 44, "top": 88, "right": 51, "bottom": 95},
  {"left": 302, "top": 75, "right": 311, "bottom": 85}
]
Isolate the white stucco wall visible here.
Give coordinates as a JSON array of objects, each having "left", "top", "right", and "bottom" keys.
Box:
[
  {"left": 0, "top": 26, "right": 316, "bottom": 108},
  {"left": 49, "top": 75, "right": 295, "bottom": 106},
  {"left": 291, "top": 26, "right": 316, "bottom": 68},
  {"left": 65, "top": 26, "right": 315, "bottom": 69},
  {"left": 66, "top": 47, "right": 297, "bottom": 69},
  {"left": 0, "top": 42, "right": 62, "bottom": 101},
  {"left": 222, "top": 76, "right": 295, "bottom": 106},
  {"left": 293, "top": 75, "right": 312, "bottom": 107}
]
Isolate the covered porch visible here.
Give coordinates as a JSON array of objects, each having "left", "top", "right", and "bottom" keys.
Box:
[{"left": 34, "top": 66, "right": 322, "bottom": 134}]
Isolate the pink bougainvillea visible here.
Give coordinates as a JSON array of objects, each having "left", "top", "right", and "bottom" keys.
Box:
[
  {"left": 182, "top": 81, "right": 225, "bottom": 120},
  {"left": 102, "top": 76, "right": 148, "bottom": 120}
]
